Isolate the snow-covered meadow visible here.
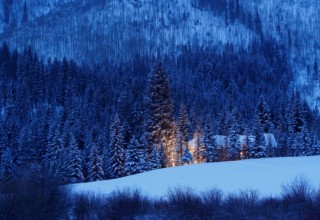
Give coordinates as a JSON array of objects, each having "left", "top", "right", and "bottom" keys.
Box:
[{"left": 74, "top": 156, "right": 320, "bottom": 197}]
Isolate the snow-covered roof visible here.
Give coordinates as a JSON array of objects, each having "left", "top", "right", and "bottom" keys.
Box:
[
  {"left": 188, "top": 133, "right": 278, "bottom": 149},
  {"left": 264, "top": 133, "right": 278, "bottom": 148}
]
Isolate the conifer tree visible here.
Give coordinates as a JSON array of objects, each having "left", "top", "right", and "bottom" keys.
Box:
[
  {"left": 46, "top": 126, "right": 65, "bottom": 178},
  {"left": 125, "top": 135, "right": 145, "bottom": 176},
  {"left": 175, "top": 103, "right": 190, "bottom": 165},
  {"left": 59, "top": 147, "right": 71, "bottom": 184},
  {"left": 82, "top": 130, "right": 93, "bottom": 179},
  {"left": 202, "top": 119, "right": 214, "bottom": 162},
  {"left": 207, "top": 139, "right": 218, "bottom": 163},
  {"left": 68, "top": 133, "right": 85, "bottom": 183},
  {"left": 288, "top": 93, "right": 304, "bottom": 156},
  {"left": 250, "top": 125, "right": 266, "bottom": 158},
  {"left": 311, "top": 134, "right": 320, "bottom": 155},
  {"left": 109, "top": 114, "right": 125, "bottom": 179},
  {"left": 228, "top": 110, "right": 241, "bottom": 160},
  {"left": 181, "top": 146, "right": 193, "bottom": 165},
  {"left": 175, "top": 131, "right": 183, "bottom": 166},
  {"left": 241, "top": 134, "right": 250, "bottom": 159},
  {"left": 88, "top": 144, "right": 104, "bottom": 182},
  {"left": 0, "top": 147, "right": 16, "bottom": 183},
  {"left": 256, "top": 97, "right": 272, "bottom": 133},
  {"left": 159, "top": 143, "right": 167, "bottom": 168},
  {"left": 193, "top": 129, "right": 204, "bottom": 163},
  {"left": 146, "top": 62, "right": 175, "bottom": 167}
]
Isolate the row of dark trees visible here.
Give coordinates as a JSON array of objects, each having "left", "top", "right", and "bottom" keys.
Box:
[
  {"left": 0, "top": 38, "right": 319, "bottom": 184},
  {"left": 1, "top": 175, "right": 320, "bottom": 219}
]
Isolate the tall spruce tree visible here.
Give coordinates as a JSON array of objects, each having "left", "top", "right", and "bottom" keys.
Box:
[
  {"left": 250, "top": 124, "right": 266, "bottom": 158},
  {"left": 207, "top": 136, "right": 218, "bottom": 163},
  {"left": 193, "top": 131, "right": 204, "bottom": 163},
  {"left": 109, "top": 114, "right": 125, "bottom": 179},
  {"left": 88, "top": 144, "right": 104, "bottom": 182},
  {"left": 67, "top": 133, "right": 85, "bottom": 183},
  {"left": 46, "top": 126, "right": 65, "bottom": 178},
  {"left": 125, "top": 135, "right": 145, "bottom": 176},
  {"left": 228, "top": 110, "right": 241, "bottom": 160},
  {"left": 146, "top": 62, "right": 175, "bottom": 168},
  {"left": 250, "top": 102, "right": 267, "bottom": 158},
  {"left": 256, "top": 97, "right": 272, "bottom": 133},
  {"left": 288, "top": 93, "right": 304, "bottom": 156},
  {"left": 202, "top": 119, "right": 214, "bottom": 163},
  {"left": 175, "top": 103, "right": 190, "bottom": 166}
]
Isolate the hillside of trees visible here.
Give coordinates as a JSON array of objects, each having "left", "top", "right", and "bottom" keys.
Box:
[
  {"left": 0, "top": 37, "right": 319, "bottom": 184},
  {"left": 2, "top": 0, "right": 320, "bottom": 107}
]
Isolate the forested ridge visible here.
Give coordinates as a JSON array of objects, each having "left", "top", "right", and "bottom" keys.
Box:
[{"left": 0, "top": 38, "right": 319, "bottom": 184}]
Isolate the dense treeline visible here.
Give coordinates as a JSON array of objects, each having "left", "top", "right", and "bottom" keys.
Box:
[
  {"left": 0, "top": 39, "right": 319, "bottom": 184},
  {"left": 1, "top": 176, "right": 319, "bottom": 219}
]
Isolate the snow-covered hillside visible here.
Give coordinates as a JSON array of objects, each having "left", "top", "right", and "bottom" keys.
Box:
[
  {"left": 241, "top": 0, "right": 320, "bottom": 108},
  {"left": 1, "top": 0, "right": 255, "bottom": 63},
  {"left": 1, "top": 0, "right": 320, "bottom": 106},
  {"left": 0, "top": 0, "right": 80, "bottom": 33},
  {"left": 73, "top": 156, "right": 320, "bottom": 197}
]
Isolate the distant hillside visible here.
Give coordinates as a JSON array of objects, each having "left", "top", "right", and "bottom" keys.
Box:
[
  {"left": 1, "top": 0, "right": 320, "bottom": 106},
  {"left": 1, "top": 0, "right": 255, "bottom": 63}
]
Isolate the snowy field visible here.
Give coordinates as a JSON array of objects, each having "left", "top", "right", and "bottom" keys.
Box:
[{"left": 73, "top": 156, "right": 320, "bottom": 198}]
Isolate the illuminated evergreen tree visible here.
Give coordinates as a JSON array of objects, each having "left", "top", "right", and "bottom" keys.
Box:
[
  {"left": 146, "top": 62, "right": 175, "bottom": 168},
  {"left": 175, "top": 103, "right": 189, "bottom": 166}
]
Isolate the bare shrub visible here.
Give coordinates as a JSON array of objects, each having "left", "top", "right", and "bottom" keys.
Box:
[
  {"left": 96, "top": 188, "right": 150, "bottom": 219},
  {"left": 281, "top": 175, "right": 314, "bottom": 219}
]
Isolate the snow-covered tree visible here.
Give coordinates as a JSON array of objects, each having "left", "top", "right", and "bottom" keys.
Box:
[
  {"left": 149, "top": 145, "right": 161, "bottom": 170},
  {"left": 228, "top": 110, "right": 241, "bottom": 160},
  {"left": 109, "top": 114, "right": 125, "bottom": 179},
  {"left": 88, "top": 144, "right": 104, "bottom": 182},
  {"left": 45, "top": 126, "right": 65, "bottom": 178},
  {"left": 146, "top": 62, "right": 175, "bottom": 167},
  {"left": 207, "top": 143, "right": 218, "bottom": 163},
  {"left": 125, "top": 135, "right": 145, "bottom": 176},
  {"left": 67, "top": 133, "right": 85, "bottom": 183},
  {"left": 241, "top": 134, "right": 250, "bottom": 159},
  {"left": 175, "top": 103, "right": 190, "bottom": 165},
  {"left": 250, "top": 126, "right": 266, "bottom": 159},
  {"left": 202, "top": 117, "right": 214, "bottom": 163},
  {"left": 255, "top": 97, "right": 272, "bottom": 133},
  {"left": 194, "top": 129, "right": 205, "bottom": 163},
  {"left": 312, "top": 138, "right": 320, "bottom": 156},
  {"left": 294, "top": 121, "right": 312, "bottom": 156},
  {"left": 181, "top": 146, "right": 193, "bottom": 165},
  {"left": 82, "top": 129, "right": 94, "bottom": 179},
  {"left": 0, "top": 147, "right": 17, "bottom": 183}
]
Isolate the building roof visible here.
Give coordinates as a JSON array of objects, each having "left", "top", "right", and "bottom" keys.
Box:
[{"left": 188, "top": 133, "right": 278, "bottom": 149}]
